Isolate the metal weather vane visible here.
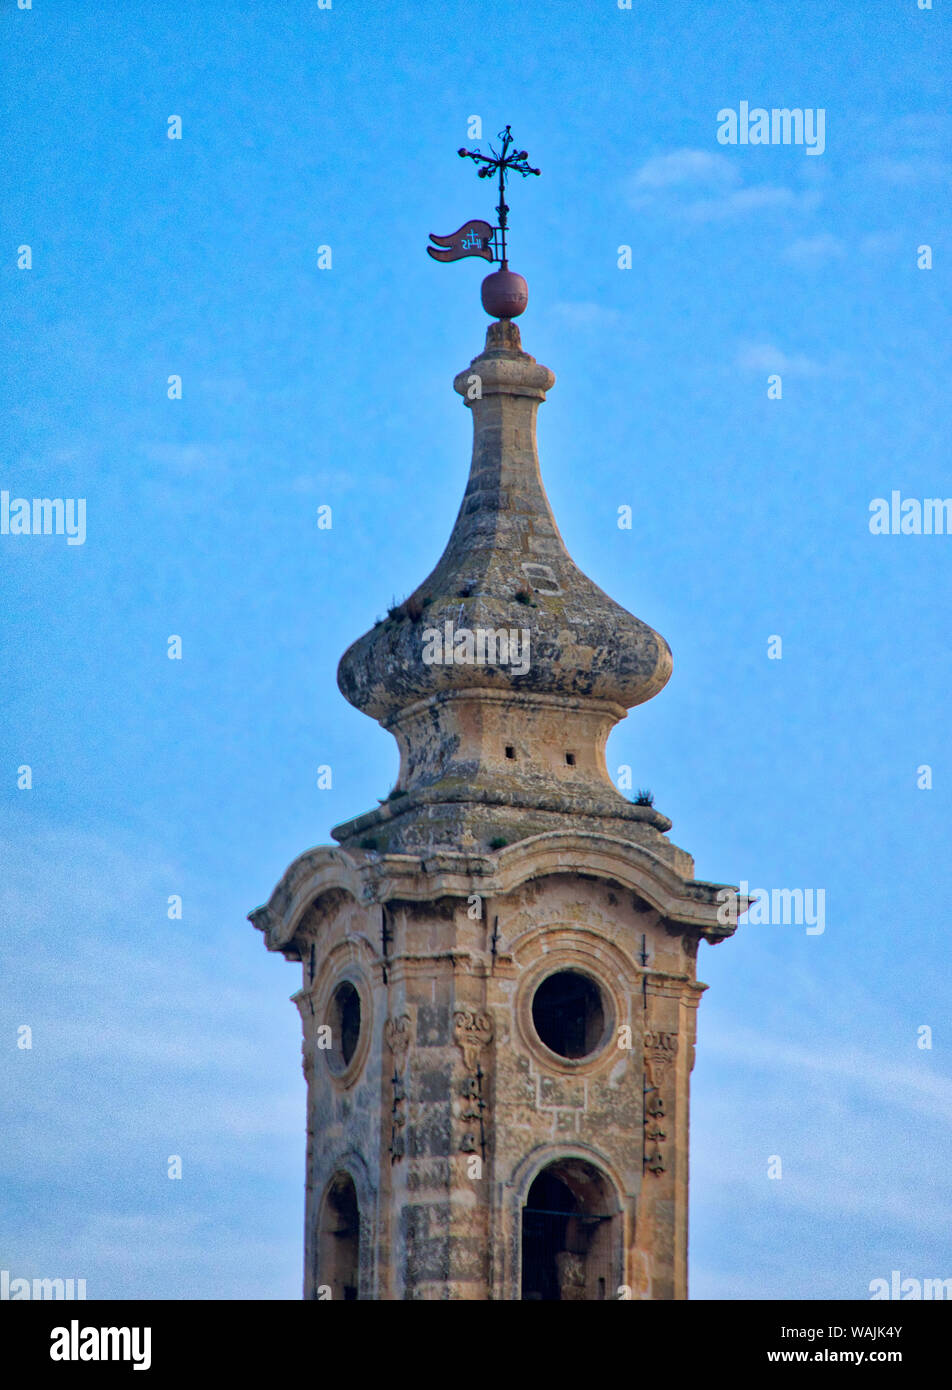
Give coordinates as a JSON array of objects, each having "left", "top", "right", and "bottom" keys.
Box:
[{"left": 427, "top": 125, "right": 540, "bottom": 270}]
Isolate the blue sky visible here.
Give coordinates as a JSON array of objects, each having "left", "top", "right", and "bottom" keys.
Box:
[{"left": 2, "top": 0, "right": 950, "bottom": 1299}]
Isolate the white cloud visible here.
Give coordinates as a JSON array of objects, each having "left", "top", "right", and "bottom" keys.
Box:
[
  {"left": 630, "top": 148, "right": 739, "bottom": 190},
  {"left": 858, "top": 231, "right": 904, "bottom": 257},
  {"left": 706, "top": 1025, "right": 952, "bottom": 1127},
  {"left": 689, "top": 1015, "right": 952, "bottom": 1298},
  {"left": 0, "top": 823, "right": 303, "bottom": 1296},
  {"left": 626, "top": 147, "right": 820, "bottom": 222},
  {"left": 687, "top": 184, "right": 819, "bottom": 222},
  {"left": 781, "top": 233, "right": 845, "bottom": 267},
  {"left": 735, "top": 341, "right": 822, "bottom": 376}
]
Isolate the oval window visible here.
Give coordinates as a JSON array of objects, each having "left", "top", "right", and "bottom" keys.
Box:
[{"left": 327, "top": 981, "right": 361, "bottom": 1073}]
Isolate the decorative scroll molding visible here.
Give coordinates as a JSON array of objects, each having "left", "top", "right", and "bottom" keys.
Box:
[
  {"left": 253, "top": 832, "right": 732, "bottom": 960},
  {"left": 643, "top": 1029, "right": 678, "bottom": 1176},
  {"left": 453, "top": 1010, "right": 493, "bottom": 1159},
  {"left": 385, "top": 1013, "right": 412, "bottom": 1163}
]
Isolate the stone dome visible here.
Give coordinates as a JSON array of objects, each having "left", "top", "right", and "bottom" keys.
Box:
[{"left": 337, "top": 320, "right": 672, "bottom": 725}]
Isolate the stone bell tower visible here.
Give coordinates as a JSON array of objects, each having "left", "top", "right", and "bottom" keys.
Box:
[{"left": 250, "top": 272, "right": 739, "bottom": 1300}]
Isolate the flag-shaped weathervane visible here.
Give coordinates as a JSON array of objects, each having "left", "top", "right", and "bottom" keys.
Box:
[
  {"left": 427, "top": 125, "right": 540, "bottom": 270},
  {"left": 427, "top": 218, "right": 495, "bottom": 263}
]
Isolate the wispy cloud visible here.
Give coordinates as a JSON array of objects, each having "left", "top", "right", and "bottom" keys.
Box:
[
  {"left": 690, "top": 1014, "right": 952, "bottom": 1297},
  {"left": 781, "top": 233, "right": 845, "bottom": 267},
  {"left": 735, "top": 341, "right": 822, "bottom": 376},
  {"left": 630, "top": 149, "right": 739, "bottom": 191},
  {"left": 858, "top": 231, "right": 904, "bottom": 257},
  {"left": 0, "top": 825, "right": 303, "bottom": 1297},
  {"left": 689, "top": 184, "right": 819, "bottom": 222},
  {"left": 705, "top": 1023, "right": 952, "bottom": 1128},
  {"left": 626, "top": 146, "right": 820, "bottom": 222}
]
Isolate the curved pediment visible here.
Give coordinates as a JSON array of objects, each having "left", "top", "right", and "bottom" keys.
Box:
[{"left": 250, "top": 830, "right": 736, "bottom": 953}]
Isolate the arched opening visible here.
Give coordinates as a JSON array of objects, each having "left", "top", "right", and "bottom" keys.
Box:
[
  {"left": 531, "top": 970, "right": 606, "bottom": 1059},
  {"left": 521, "top": 1158, "right": 618, "bottom": 1301},
  {"left": 318, "top": 1172, "right": 360, "bottom": 1300},
  {"left": 327, "top": 981, "right": 361, "bottom": 1073}
]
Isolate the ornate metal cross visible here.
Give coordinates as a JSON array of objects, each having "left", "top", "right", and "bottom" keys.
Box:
[
  {"left": 427, "top": 125, "right": 540, "bottom": 268},
  {"left": 457, "top": 125, "right": 540, "bottom": 266}
]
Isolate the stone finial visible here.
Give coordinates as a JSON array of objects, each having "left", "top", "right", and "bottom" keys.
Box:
[{"left": 334, "top": 321, "right": 672, "bottom": 852}]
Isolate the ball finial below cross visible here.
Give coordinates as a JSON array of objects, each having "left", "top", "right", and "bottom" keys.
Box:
[{"left": 481, "top": 268, "right": 529, "bottom": 319}]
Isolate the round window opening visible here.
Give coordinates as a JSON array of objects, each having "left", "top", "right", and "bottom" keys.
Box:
[
  {"left": 531, "top": 970, "right": 606, "bottom": 1060},
  {"left": 328, "top": 981, "right": 361, "bottom": 1073}
]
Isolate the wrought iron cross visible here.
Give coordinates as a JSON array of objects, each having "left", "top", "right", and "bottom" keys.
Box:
[{"left": 457, "top": 125, "right": 540, "bottom": 267}]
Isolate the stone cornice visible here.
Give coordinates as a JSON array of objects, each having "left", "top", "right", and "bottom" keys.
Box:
[
  {"left": 387, "top": 684, "right": 630, "bottom": 727},
  {"left": 331, "top": 779, "right": 673, "bottom": 842},
  {"left": 248, "top": 829, "right": 739, "bottom": 954}
]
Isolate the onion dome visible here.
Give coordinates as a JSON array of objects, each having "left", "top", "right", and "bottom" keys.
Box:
[{"left": 337, "top": 319, "right": 671, "bottom": 725}]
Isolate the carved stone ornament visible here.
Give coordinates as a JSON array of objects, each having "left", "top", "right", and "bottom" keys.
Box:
[
  {"left": 385, "top": 1014, "right": 412, "bottom": 1165},
  {"left": 644, "top": 1146, "right": 666, "bottom": 1175},
  {"left": 384, "top": 1014, "right": 412, "bottom": 1059},
  {"left": 644, "top": 1029, "right": 677, "bottom": 1176},
  {"left": 453, "top": 1010, "right": 494, "bottom": 1070},
  {"left": 643, "top": 1028, "right": 678, "bottom": 1090}
]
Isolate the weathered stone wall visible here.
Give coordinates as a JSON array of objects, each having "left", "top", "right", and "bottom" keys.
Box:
[
  {"left": 294, "top": 891, "right": 384, "bottom": 1299},
  {"left": 295, "top": 862, "right": 707, "bottom": 1299}
]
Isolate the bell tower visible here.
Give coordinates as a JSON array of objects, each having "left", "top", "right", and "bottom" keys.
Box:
[
  {"left": 250, "top": 140, "right": 739, "bottom": 1297},
  {"left": 250, "top": 306, "right": 739, "bottom": 1299}
]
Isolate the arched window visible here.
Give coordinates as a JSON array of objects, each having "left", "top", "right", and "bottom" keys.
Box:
[
  {"left": 521, "top": 1158, "right": 618, "bottom": 1301},
  {"left": 318, "top": 1172, "right": 360, "bottom": 1300}
]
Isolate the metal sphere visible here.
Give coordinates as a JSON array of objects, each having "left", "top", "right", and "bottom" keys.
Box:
[{"left": 481, "top": 269, "right": 529, "bottom": 319}]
